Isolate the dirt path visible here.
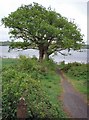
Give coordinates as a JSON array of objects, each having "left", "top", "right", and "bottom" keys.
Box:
[{"left": 57, "top": 69, "right": 89, "bottom": 119}]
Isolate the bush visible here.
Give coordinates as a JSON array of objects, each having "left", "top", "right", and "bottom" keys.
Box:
[
  {"left": 2, "top": 69, "right": 60, "bottom": 119},
  {"left": 2, "top": 57, "right": 65, "bottom": 119},
  {"left": 62, "top": 62, "right": 87, "bottom": 80}
]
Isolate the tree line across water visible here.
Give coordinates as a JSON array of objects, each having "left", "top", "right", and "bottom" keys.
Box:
[
  {"left": 0, "top": 41, "right": 10, "bottom": 46},
  {"left": 0, "top": 41, "right": 89, "bottom": 49}
]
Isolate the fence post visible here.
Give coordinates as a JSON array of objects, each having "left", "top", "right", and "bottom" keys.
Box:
[{"left": 17, "top": 97, "right": 27, "bottom": 120}]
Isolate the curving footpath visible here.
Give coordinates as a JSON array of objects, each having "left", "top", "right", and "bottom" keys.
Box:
[{"left": 58, "top": 69, "right": 89, "bottom": 119}]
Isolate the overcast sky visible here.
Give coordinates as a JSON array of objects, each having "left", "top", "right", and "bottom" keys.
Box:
[{"left": 0, "top": 0, "right": 88, "bottom": 43}]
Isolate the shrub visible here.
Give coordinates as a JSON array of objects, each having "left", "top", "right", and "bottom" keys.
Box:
[
  {"left": 2, "top": 57, "right": 65, "bottom": 119},
  {"left": 2, "top": 69, "right": 61, "bottom": 119}
]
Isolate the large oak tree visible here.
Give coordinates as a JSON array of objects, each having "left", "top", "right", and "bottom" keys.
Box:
[{"left": 2, "top": 2, "right": 83, "bottom": 60}]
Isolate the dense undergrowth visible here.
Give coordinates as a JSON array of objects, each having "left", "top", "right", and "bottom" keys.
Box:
[{"left": 2, "top": 56, "right": 66, "bottom": 119}]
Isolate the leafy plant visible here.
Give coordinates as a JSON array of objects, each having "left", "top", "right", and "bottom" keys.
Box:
[{"left": 2, "top": 57, "right": 66, "bottom": 119}]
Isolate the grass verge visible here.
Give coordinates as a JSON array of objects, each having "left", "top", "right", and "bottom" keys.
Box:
[{"left": 59, "top": 62, "right": 89, "bottom": 101}]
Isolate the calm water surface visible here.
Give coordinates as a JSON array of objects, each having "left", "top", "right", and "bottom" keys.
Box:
[{"left": 0, "top": 46, "right": 88, "bottom": 64}]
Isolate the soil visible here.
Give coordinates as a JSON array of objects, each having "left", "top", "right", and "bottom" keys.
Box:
[{"left": 57, "top": 69, "right": 89, "bottom": 119}]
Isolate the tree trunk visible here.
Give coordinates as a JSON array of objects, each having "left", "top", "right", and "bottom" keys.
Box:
[
  {"left": 39, "top": 46, "right": 44, "bottom": 61},
  {"left": 39, "top": 45, "right": 50, "bottom": 61},
  {"left": 44, "top": 46, "right": 49, "bottom": 60},
  {"left": 44, "top": 51, "right": 49, "bottom": 60}
]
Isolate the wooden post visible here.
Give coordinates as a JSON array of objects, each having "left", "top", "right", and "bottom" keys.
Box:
[{"left": 17, "top": 97, "right": 27, "bottom": 120}]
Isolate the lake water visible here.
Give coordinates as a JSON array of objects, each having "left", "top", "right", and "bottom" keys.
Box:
[{"left": 0, "top": 46, "right": 88, "bottom": 64}]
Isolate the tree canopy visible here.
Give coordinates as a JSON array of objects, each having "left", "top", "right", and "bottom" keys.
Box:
[{"left": 2, "top": 2, "right": 84, "bottom": 60}]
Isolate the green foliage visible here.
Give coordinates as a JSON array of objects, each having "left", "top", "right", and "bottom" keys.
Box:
[
  {"left": 62, "top": 62, "right": 87, "bottom": 80},
  {"left": 2, "top": 57, "right": 66, "bottom": 119},
  {"left": 61, "top": 62, "right": 88, "bottom": 95},
  {"left": 9, "top": 41, "right": 30, "bottom": 49},
  {"left": 2, "top": 2, "right": 83, "bottom": 60}
]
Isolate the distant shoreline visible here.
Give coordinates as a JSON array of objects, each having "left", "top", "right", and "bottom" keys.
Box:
[
  {"left": 0, "top": 41, "right": 89, "bottom": 49},
  {"left": 0, "top": 41, "right": 10, "bottom": 46}
]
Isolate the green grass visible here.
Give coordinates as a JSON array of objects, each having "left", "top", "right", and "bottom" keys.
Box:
[
  {"left": 5, "top": 59, "right": 62, "bottom": 104},
  {"left": 70, "top": 80, "right": 87, "bottom": 94},
  {"left": 40, "top": 72, "right": 62, "bottom": 105},
  {"left": 2, "top": 57, "right": 67, "bottom": 119},
  {"left": 2, "top": 58, "right": 18, "bottom": 66},
  {"left": 60, "top": 62, "right": 88, "bottom": 99}
]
